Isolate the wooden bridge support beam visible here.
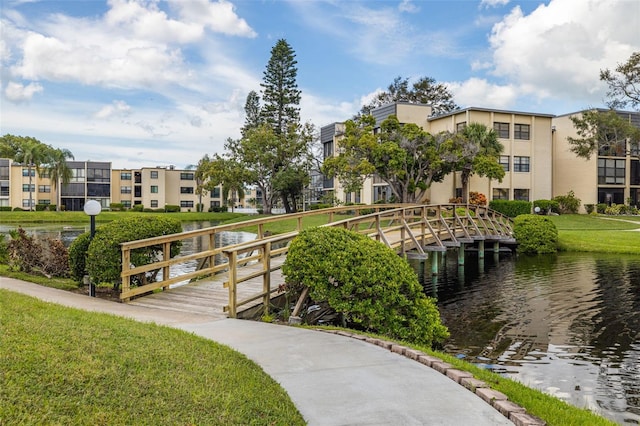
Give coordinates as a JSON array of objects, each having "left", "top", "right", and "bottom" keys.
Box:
[
  {"left": 431, "top": 252, "right": 439, "bottom": 276},
  {"left": 458, "top": 244, "right": 465, "bottom": 266},
  {"left": 478, "top": 240, "right": 485, "bottom": 259}
]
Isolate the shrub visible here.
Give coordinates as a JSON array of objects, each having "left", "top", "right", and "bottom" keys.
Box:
[
  {"left": 165, "top": 204, "right": 180, "bottom": 213},
  {"left": 49, "top": 204, "right": 56, "bottom": 211},
  {"left": 553, "top": 190, "right": 581, "bottom": 214},
  {"left": 143, "top": 208, "right": 154, "bottom": 212},
  {"left": 533, "top": 199, "right": 560, "bottom": 214},
  {"left": 282, "top": 227, "right": 449, "bottom": 347},
  {"left": 132, "top": 204, "right": 144, "bottom": 212},
  {"left": 0, "top": 206, "right": 12, "bottom": 211},
  {"left": 12, "top": 207, "right": 25, "bottom": 211},
  {"left": 513, "top": 214, "right": 558, "bottom": 254},
  {"left": 0, "top": 234, "right": 8, "bottom": 263},
  {"left": 7, "top": 227, "right": 69, "bottom": 277},
  {"left": 68, "top": 232, "right": 93, "bottom": 281},
  {"left": 596, "top": 203, "right": 607, "bottom": 214},
  {"left": 35, "top": 204, "right": 49, "bottom": 211},
  {"left": 488, "top": 200, "right": 532, "bottom": 217},
  {"left": 86, "top": 216, "right": 182, "bottom": 289},
  {"left": 308, "top": 203, "right": 332, "bottom": 210},
  {"left": 110, "top": 203, "right": 124, "bottom": 211},
  {"left": 605, "top": 203, "right": 625, "bottom": 215},
  {"left": 584, "top": 204, "right": 595, "bottom": 214},
  {"left": 196, "top": 203, "right": 204, "bottom": 213},
  {"left": 468, "top": 192, "right": 487, "bottom": 206},
  {"left": 449, "top": 197, "right": 462, "bottom": 204}
]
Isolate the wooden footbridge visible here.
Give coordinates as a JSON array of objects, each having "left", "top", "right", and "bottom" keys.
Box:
[{"left": 120, "top": 204, "right": 515, "bottom": 319}]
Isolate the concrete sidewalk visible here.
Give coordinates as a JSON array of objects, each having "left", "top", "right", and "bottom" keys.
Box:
[{"left": 1, "top": 277, "right": 514, "bottom": 425}]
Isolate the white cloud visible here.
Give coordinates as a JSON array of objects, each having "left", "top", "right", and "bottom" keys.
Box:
[
  {"left": 4, "top": 81, "right": 43, "bottom": 101},
  {"left": 447, "top": 78, "right": 518, "bottom": 109},
  {"left": 398, "top": 0, "right": 419, "bottom": 14},
  {"left": 480, "top": 0, "right": 510, "bottom": 9},
  {"left": 94, "top": 100, "right": 132, "bottom": 119},
  {"left": 170, "top": 0, "right": 257, "bottom": 38},
  {"left": 487, "top": 0, "right": 640, "bottom": 107}
]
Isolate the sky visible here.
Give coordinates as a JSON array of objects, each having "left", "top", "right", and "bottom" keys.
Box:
[{"left": 1, "top": 0, "right": 639, "bottom": 169}]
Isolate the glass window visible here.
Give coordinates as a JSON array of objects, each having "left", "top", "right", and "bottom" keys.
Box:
[
  {"left": 87, "top": 183, "right": 110, "bottom": 197},
  {"left": 598, "top": 158, "right": 625, "bottom": 184},
  {"left": 122, "top": 200, "right": 132, "bottom": 208},
  {"left": 180, "top": 172, "right": 194, "bottom": 180},
  {"left": 323, "top": 141, "right": 334, "bottom": 159},
  {"left": 22, "top": 184, "right": 35, "bottom": 192},
  {"left": 22, "top": 199, "right": 36, "bottom": 208},
  {"left": 120, "top": 172, "right": 132, "bottom": 180},
  {"left": 120, "top": 186, "right": 132, "bottom": 194},
  {"left": 70, "top": 168, "right": 85, "bottom": 182},
  {"left": 514, "top": 124, "right": 530, "bottom": 140},
  {"left": 499, "top": 155, "right": 510, "bottom": 172},
  {"left": 150, "top": 185, "right": 158, "bottom": 193},
  {"left": 514, "top": 156, "right": 530, "bottom": 172},
  {"left": 493, "top": 122, "right": 509, "bottom": 139},
  {"left": 22, "top": 168, "right": 35, "bottom": 177},
  {"left": 39, "top": 170, "right": 50, "bottom": 178},
  {"left": 514, "top": 189, "right": 529, "bottom": 201},
  {"left": 210, "top": 200, "right": 220, "bottom": 207},
  {"left": 492, "top": 188, "right": 509, "bottom": 200},
  {"left": 212, "top": 187, "right": 221, "bottom": 198},
  {"left": 0, "top": 182, "right": 9, "bottom": 196},
  {"left": 180, "top": 200, "right": 194, "bottom": 208},
  {"left": 150, "top": 171, "right": 159, "bottom": 179},
  {"left": 0, "top": 165, "right": 9, "bottom": 180},
  {"left": 150, "top": 200, "right": 158, "bottom": 208},
  {"left": 631, "top": 160, "right": 640, "bottom": 185},
  {"left": 38, "top": 185, "right": 51, "bottom": 193},
  {"left": 39, "top": 199, "right": 51, "bottom": 205},
  {"left": 180, "top": 186, "right": 194, "bottom": 194}
]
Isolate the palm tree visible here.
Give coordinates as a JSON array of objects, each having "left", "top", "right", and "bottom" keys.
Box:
[
  {"left": 46, "top": 148, "right": 74, "bottom": 211},
  {"left": 222, "top": 182, "right": 245, "bottom": 212},
  {"left": 14, "top": 139, "right": 46, "bottom": 211}
]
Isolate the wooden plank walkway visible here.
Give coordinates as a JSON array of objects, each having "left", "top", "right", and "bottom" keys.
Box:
[{"left": 127, "top": 257, "right": 286, "bottom": 320}]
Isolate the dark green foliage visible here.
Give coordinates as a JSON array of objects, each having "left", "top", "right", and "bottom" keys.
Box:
[
  {"left": 282, "top": 227, "right": 449, "bottom": 346},
  {"left": 533, "top": 199, "right": 560, "bottom": 214},
  {"left": 513, "top": 214, "right": 558, "bottom": 254},
  {"left": 109, "top": 202, "right": 125, "bottom": 211},
  {"left": 208, "top": 206, "right": 227, "bottom": 212},
  {"left": 584, "top": 204, "right": 595, "bottom": 214},
  {"left": 86, "top": 216, "right": 182, "bottom": 288},
  {"left": 68, "top": 231, "right": 92, "bottom": 281},
  {"left": 308, "top": 203, "right": 332, "bottom": 210},
  {"left": 597, "top": 203, "right": 608, "bottom": 214},
  {"left": 164, "top": 204, "right": 180, "bottom": 212},
  {"left": 131, "top": 204, "right": 144, "bottom": 212},
  {"left": 489, "top": 200, "right": 532, "bottom": 217},
  {"left": 553, "top": 190, "right": 581, "bottom": 214},
  {"left": 0, "top": 234, "right": 8, "bottom": 263},
  {"left": 0, "top": 206, "right": 12, "bottom": 211},
  {"left": 12, "top": 207, "right": 24, "bottom": 211}
]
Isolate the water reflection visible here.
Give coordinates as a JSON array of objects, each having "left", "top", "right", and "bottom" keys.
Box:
[{"left": 433, "top": 251, "right": 640, "bottom": 424}]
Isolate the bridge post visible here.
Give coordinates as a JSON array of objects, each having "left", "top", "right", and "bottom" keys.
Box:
[
  {"left": 458, "top": 244, "right": 465, "bottom": 266},
  {"left": 478, "top": 240, "right": 485, "bottom": 259},
  {"left": 493, "top": 241, "right": 500, "bottom": 253},
  {"left": 431, "top": 252, "right": 439, "bottom": 275}
]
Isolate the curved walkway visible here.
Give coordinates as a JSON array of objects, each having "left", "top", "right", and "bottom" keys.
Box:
[{"left": 1, "top": 277, "right": 518, "bottom": 426}]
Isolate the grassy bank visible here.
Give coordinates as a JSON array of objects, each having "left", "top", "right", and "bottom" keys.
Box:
[
  {"left": 0, "top": 290, "right": 305, "bottom": 426},
  {"left": 0, "top": 210, "right": 246, "bottom": 224},
  {"left": 548, "top": 214, "right": 640, "bottom": 254}
]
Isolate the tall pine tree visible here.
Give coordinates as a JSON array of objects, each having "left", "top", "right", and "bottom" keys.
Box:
[
  {"left": 241, "top": 90, "right": 262, "bottom": 137},
  {"left": 260, "top": 39, "right": 301, "bottom": 136}
]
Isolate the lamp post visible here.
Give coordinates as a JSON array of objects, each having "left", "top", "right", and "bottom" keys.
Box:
[{"left": 83, "top": 200, "right": 101, "bottom": 297}]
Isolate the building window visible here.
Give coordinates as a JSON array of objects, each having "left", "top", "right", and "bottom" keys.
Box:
[
  {"left": 456, "top": 122, "right": 467, "bottom": 133},
  {"left": 22, "top": 184, "right": 35, "bottom": 192},
  {"left": 150, "top": 171, "right": 159, "bottom": 179},
  {"left": 514, "top": 156, "right": 530, "bottom": 172},
  {"left": 22, "top": 168, "right": 36, "bottom": 177},
  {"left": 493, "top": 122, "right": 509, "bottom": 139},
  {"left": 150, "top": 185, "right": 159, "bottom": 193},
  {"left": 323, "top": 141, "right": 334, "bottom": 159},
  {"left": 120, "top": 172, "right": 132, "bottom": 180},
  {"left": 492, "top": 188, "right": 509, "bottom": 200},
  {"left": 22, "top": 199, "right": 35, "bottom": 208},
  {"left": 180, "top": 172, "right": 194, "bottom": 180},
  {"left": 598, "top": 158, "right": 625, "bottom": 184},
  {"left": 122, "top": 200, "right": 131, "bottom": 208},
  {"left": 39, "top": 199, "right": 51, "bottom": 205},
  {"left": 180, "top": 200, "right": 194, "bottom": 208},
  {"left": 180, "top": 186, "right": 194, "bottom": 194},
  {"left": 87, "top": 168, "right": 110, "bottom": 183},
  {"left": 499, "top": 155, "right": 510, "bottom": 172},
  {"left": 121, "top": 186, "right": 132, "bottom": 194},
  {"left": 39, "top": 170, "right": 50, "bottom": 178},
  {"left": 210, "top": 200, "right": 221, "bottom": 207},
  {"left": 514, "top": 124, "right": 530, "bottom": 140},
  {"left": 0, "top": 182, "right": 9, "bottom": 196},
  {"left": 70, "top": 168, "right": 85, "bottom": 182},
  {"left": 150, "top": 200, "right": 158, "bottom": 208},
  {"left": 212, "top": 187, "right": 221, "bottom": 198},
  {"left": 38, "top": 185, "right": 51, "bottom": 193},
  {"left": 514, "top": 189, "right": 529, "bottom": 201},
  {"left": 631, "top": 160, "right": 640, "bottom": 185}
]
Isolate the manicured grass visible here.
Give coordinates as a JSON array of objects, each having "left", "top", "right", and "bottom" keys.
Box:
[
  {"left": 0, "top": 210, "right": 247, "bottom": 224},
  {"left": 0, "top": 264, "right": 79, "bottom": 290},
  {"left": 548, "top": 214, "right": 640, "bottom": 254},
  {"left": 0, "top": 290, "right": 305, "bottom": 426}
]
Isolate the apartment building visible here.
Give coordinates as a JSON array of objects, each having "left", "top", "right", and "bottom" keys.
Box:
[{"left": 321, "top": 102, "right": 555, "bottom": 205}]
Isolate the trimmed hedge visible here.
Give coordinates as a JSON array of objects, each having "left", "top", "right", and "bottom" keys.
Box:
[
  {"left": 533, "top": 199, "right": 559, "bottom": 214},
  {"left": 85, "top": 216, "right": 182, "bottom": 288},
  {"left": 68, "top": 232, "right": 93, "bottom": 281},
  {"left": 282, "top": 227, "right": 449, "bottom": 347},
  {"left": 488, "top": 200, "right": 532, "bottom": 217},
  {"left": 513, "top": 214, "right": 558, "bottom": 254}
]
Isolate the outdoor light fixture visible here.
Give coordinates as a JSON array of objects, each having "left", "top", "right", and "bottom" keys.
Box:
[{"left": 83, "top": 200, "right": 101, "bottom": 297}]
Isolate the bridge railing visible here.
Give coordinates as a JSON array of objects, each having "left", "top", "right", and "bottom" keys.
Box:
[{"left": 118, "top": 204, "right": 406, "bottom": 301}]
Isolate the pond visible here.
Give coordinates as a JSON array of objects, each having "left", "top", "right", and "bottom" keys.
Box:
[{"left": 428, "top": 250, "right": 640, "bottom": 425}]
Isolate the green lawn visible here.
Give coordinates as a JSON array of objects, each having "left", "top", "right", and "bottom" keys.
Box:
[
  {"left": 0, "top": 290, "right": 305, "bottom": 426},
  {"left": 548, "top": 214, "right": 640, "bottom": 254}
]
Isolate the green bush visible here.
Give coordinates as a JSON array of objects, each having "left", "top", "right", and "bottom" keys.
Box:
[
  {"left": 86, "top": 216, "right": 182, "bottom": 289},
  {"left": 308, "top": 203, "right": 332, "bottom": 210},
  {"left": 132, "top": 204, "right": 144, "bottom": 212},
  {"left": 12, "top": 207, "right": 25, "bottom": 211},
  {"left": 0, "top": 234, "right": 8, "bottom": 263},
  {"left": 35, "top": 204, "right": 49, "bottom": 211},
  {"left": 596, "top": 203, "right": 607, "bottom": 214},
  {"left": 165, "top": 204, "right": 180, "bottom": 213},
  {"left": 282, "top": 227, "right": 449, "bottom": 347},
  {"left": 513, "top": 214, "right": 558, "bottom": 254},
  {"left": 605, "top": 203, "right": 626, "bottom": 215},
  {"left": 533, "top": 199, "right": 559, "bottom": 214},
  {"left": 584, "top": 204, "right": 595, "bottom": 214},
  {"left": 0, "top": 206, "right": 12, "bottom": 211},
  {"left": 208, "top": 206, "right": 227, "bottom": 213},
  {"left": 68, "top": 231, "right": 93, "bottom": 281},
  {"left": 110, "top": 202, "right": 124, "bottom": 211},
  {"left": 488, "top": 200, "right": 532, "bottom": 217},
  {"left": 553, "top": 190, "right": 581, "bottom": 214}
]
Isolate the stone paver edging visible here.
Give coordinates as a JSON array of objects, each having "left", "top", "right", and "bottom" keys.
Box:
[{"left": 317, "top": 329, "right": 546, "bottom": 426}]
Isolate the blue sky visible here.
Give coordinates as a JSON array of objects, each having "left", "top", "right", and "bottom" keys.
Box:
[{"left": 1, "top": 0, "right": 639, "bottom": 169}]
